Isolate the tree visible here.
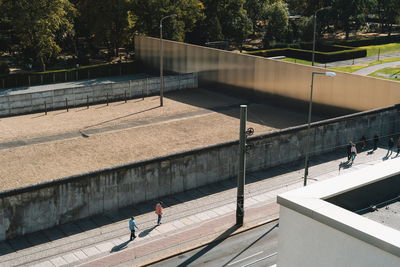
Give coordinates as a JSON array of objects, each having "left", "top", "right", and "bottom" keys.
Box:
[
  {"left": 263, "top": 0, "right": 289, "bottom": 45},
  {"left": 244, "top": 0, "right": 269, "bottom": 34},
  {"left": 74, "top": 0, "right": 130, "bottom": 58},
  {"left": 3, "top": 0, "right": 76, "bottom": 70},
  {"left": 377, "top": 0, "right": 400, "bottom": 35},
  {"left": 130, "top": 0, "right": 205, "bottom": 42},
  {"left": 331, "top": 0, "right": 377, "bottom": 39}
]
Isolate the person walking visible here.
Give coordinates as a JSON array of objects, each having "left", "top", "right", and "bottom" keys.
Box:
[
  {"left": 350, "top": 143, "right": 357, "bottom": 163},
  {"left": 396, "top": 137, "right": 400, "bottom": 157},
  {"left": 387, "top": 137, "right": 395, "bottom": 157},
  {"left": 346, "top": 141, "right": 352, "bottom": 161},
  {"left": 155, "top": 201, "right": 163, "bottom": 226},
  {"left": 373, "top": 134, "right": 379, "bottom": 151},
  {"left": 129, "top": 216, "right": 139, "bottom": 241},
  {"left": 360, "top": 135, "right": 367, "bottom": 150}
]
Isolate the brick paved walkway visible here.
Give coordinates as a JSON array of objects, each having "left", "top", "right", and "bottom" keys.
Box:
[{"left": 0, "top": 147, "right": 392, "bottom": 267}]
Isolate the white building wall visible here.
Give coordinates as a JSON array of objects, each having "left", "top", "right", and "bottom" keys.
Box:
[{"left": 277, "top": 206, "right": 400, "bottom": 267}]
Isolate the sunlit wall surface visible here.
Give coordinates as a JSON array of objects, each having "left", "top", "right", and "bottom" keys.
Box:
[{"left": 135, "top": 36, "right": 400, "bottom": 112}]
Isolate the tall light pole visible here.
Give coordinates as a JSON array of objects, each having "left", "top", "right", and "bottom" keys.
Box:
[
  {"left": 159, "top": 14, "right": 177, "bottom": 107},
  {"left": 303, "top": 71, "right": 336, "bottom": 186},
  {"left": 312, "top": 7, "right": 332, "bottom": 66}
]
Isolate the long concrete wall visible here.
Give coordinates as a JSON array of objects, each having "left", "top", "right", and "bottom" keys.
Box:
[
  {"left": 0, "top": 73, "right": 197, "bottom": 117},
  {"left": 0, "top": 105, "right": 398, "bottom": 241},
  {"left": 135, "top": 36, "right": 400, "bottom": 112}
]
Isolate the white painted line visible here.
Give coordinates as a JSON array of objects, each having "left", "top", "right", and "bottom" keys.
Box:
[
  {"left": 241, "top": 252, "right": 278, "bottom": 267},
  {"left": 227, "top": 251, "right": 264, "bottom": 266}
]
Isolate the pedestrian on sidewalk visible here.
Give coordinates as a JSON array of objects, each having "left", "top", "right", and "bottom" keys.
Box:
[
  {"left": 129, "top": 216, "right": 139, "bottom": 241},
  {"left": 360, "top": 135, "right": 367, "bottom": 150},
  {"left": 155, "top": 201, "right": 163, "bottom": 226},
  {"left": 373, "top": 134, "right": 379, "bottom": 151},
  {"left": 386, "top": 137, "right": 394, "bottom": 157},
  {"left": 346, "top": 141, "right": 352, "bottom": 161},
  {"left": 396, "top": 137, "right": 400, "bottom": 157},
  {"left": 350, "top": 143, "right": 357, "bottom": 163}
]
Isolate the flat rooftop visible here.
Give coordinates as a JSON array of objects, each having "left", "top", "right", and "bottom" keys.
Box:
[{"left": 0, "top": 88, "right": 325, "bottom": 191}]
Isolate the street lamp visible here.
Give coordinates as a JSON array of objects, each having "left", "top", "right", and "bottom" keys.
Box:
[
  {"left": 312, "top": 7, "right": 332, "bottom": 66},
  {"left": 303, "top": 71, "right": 336, "bottom": 186},
  {"left": 159, "top": 14, "right": 177, "bottom": 107}
]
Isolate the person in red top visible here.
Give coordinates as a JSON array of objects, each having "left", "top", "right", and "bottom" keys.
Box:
[{"left": 155, "top": 201, "right": 163, "bottom": 225}]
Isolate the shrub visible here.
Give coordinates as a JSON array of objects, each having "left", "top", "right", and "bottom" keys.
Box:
[{"left": 0, "top": 62, "right": 10, "bottom": 75}]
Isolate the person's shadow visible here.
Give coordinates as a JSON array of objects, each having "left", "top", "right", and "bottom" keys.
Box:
[
  {"left": 339, "top": 161, "right": 352, "bottom": 171},
  {"left": 110, "top": 240, "right": 131, "bottom": 253},
  {"left": 139, "top": 226, "right": 157, "bottom": 238}
]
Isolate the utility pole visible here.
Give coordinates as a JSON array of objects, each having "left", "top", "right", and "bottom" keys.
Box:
[{"left": 236, "top": 105, "right": 247, "bottom": 226}]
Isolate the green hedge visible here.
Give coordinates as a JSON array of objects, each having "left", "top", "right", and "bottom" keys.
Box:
[
  {"left": 334, "top": 35, "right": 400, "bottom": 47},
  {"left": 0, "top": 61, "right": 141, "bottom": 89},
  {"left": 246, "top": 44, "right": 367, "bottom": 63}
]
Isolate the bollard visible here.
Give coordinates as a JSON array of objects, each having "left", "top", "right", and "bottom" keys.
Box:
[
  {"left": 87, "top": 95, "right": 89, "bottom": 109},
  {"left": 44, "top": 101, "right": 47, "bottom": 115},
  {"left": 125, "top": 90, "right": 127, "bottom": 103},
  {"left": 106, "top": 93, "right": 109, "bottom": 106},
  {"left": 66, "top": 98, "right": 69, "bottom": 112}
]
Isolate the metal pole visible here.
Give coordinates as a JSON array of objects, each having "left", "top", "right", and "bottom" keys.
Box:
[
  {"left": 304, "top": 73, "right": 315, "bottom": 186},
  {"left": 159, "top": 14, "right": 176, "bottom": 107},
  {"left": 66, "top": 98, "right": 69, "bottom": 112},
  {"left": 106, "top": 93, "right": 109, "bottom": 106},
  {"left": 87, "top": 95, "right": 89, "bottom": 109},
  {"left": 160, "top": 21, "right": 164, "bottom": 107},
  {"left": 236, "top": 105, "right": 247, "bottom": 226},
  {"left": 312, "top": 12, "right": 317, "bottom": 66},
  {"left": 44, "top": 101, "right": 47, "bottom": 115},
  {"left": 378, "top": 48, "right": 381, "bottom": 61}
]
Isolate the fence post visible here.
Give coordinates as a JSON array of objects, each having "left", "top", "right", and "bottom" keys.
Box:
[
  {"left": 125, "top": 90, "right": 127, "bottom": 103},
  {"left": 146, "top": 78, "right": 149, "bottom": 96},
  {"left": 87, "top": 95, "right": 89, "bottom": 109},
  {"left": 44, "top": 101, "right": 47, "bottom": 115},
  {"left": 66, "top": 98, "right": 69, "bottom": 112},
  {"left": 378, "top": 49, "right": 381, "bottom": 61},
  {"left": 106, "top": 93, "right": 109, "bottom": 106}
]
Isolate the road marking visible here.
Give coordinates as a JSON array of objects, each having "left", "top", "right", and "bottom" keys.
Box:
[
  {"left": 241, "top": 252, "right": 278, "bottom": 267},
  {"left": 227, "top": 251, "right": 264, "bottom": 266}
]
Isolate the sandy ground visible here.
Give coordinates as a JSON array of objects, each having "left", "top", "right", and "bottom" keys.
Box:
[{"left": 0, "top": 88, "right": 318, "bottom": 191}]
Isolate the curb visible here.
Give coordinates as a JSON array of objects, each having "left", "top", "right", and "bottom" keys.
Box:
[{"left": 141, "top": 216, "right": 279, "bottom": 266}]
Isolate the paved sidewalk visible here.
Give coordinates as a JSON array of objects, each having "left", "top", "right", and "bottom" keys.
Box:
[
  {"left": 0, "top": 147, "right": 393, "bottom": 267},
  {"left": 353, "top": 60, "right": 400, "bottom": 75},
  {"left": 315, "top": 52, "right": 400, "bottom": 68}
]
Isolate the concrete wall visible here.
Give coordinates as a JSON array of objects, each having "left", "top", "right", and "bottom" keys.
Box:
[
  {"left": 0, "top": 105, "right": 398, "bottom": 240},
  {"left": 135, "top": 36, "right": 400, "bottom": 112},
  {"left": 277, "top": 206, "right": 400, "bottom": 267},
  {"left": 0, "top": 73, "right": 197, "bottom": 117}
]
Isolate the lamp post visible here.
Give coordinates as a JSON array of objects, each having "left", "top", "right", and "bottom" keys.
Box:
[
  {"left": 303, "top": 71, "right": 336, "bottom": 186},
  {"left": 159, "top": 14, "right": 177, "bottom": 107},
  {"left": 312, "top": 7, "right": 332, "bottom": 66}
]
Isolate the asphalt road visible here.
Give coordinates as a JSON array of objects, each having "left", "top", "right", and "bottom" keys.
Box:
[{"left": 149, "top": 221, "right": 279, "bottom": 267}]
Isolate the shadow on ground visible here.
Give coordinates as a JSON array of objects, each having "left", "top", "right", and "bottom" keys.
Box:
[{"left": 0, "top": 145, "right": 384, "bottom": 257}]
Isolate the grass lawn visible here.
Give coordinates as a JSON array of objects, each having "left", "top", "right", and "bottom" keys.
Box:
[
  {"left": 360, "top": 43, "right": 400, "bottom": 57},
  {"left": 282, "top": 58, "right": 312, "bottom": 65},
  {"left": 368, "top": 67, "right": 400, "bottom": 81},
  {"left": 330, "top": 57, "right": 400, "bottom": 73}
]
